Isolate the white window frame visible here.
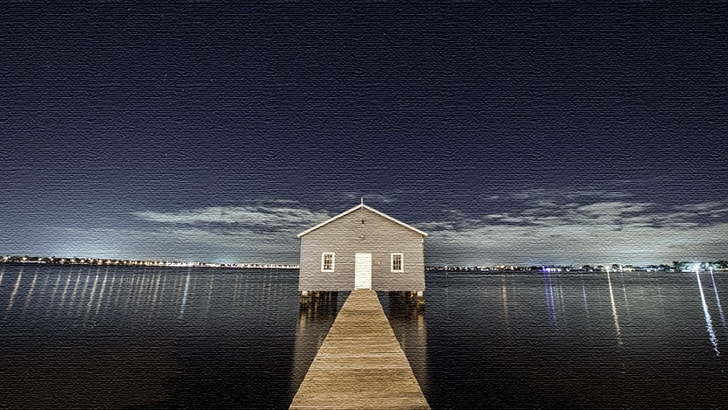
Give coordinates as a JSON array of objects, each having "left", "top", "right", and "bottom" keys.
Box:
[
  {"left": 391, "top": 253, "right": 404, "bottom": 272},
  {"left": 322, "top": 252, "right": 335, "bottom": 272}
]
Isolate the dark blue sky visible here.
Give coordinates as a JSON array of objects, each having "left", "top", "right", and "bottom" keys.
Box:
[{"left": 2, "top": 2, "right": 727, "bottom": 266}]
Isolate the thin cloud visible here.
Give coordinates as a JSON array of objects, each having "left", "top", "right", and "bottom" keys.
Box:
[
  {"left": 576, "top": 201, "right": 654, "bottom": 216},
  {"left": 133, "top": 205, "right": 332, "bottom": 232},
  {"left": 426, "top": 220, "right": 728, "bottom": 266},
  {"left": 421, "top": 194, "right": 728, "bottom": 265},
  {"left": 117, "top": 203, "right": 338, "bottom": 262},
  {"left": 675, "top": 201, "right": 726, "bottom": 212}
]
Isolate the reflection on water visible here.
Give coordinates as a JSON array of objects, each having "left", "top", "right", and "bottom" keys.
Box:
[
  {"left": 2, "top": 265, "right": 296, "bottom": 326},
  {"left": 710, "top": 271, "right": 727, "bottom": 329},
  {"left": 696, "top": 271, "right": 720, "bottom": 356},
  {"left": 543, "top": 272, "right": 561, "bottom": 328},
  {"left": 425, "top": 270, "right": 728, "bottom": 409},
  {"left": 291, "top": 292, "right": 343, "bottom": 395},
  {"left": 383, "top": 292, "right": 428, "bottom": 394},
  {"left": 0, "top": 264, "right": 301, "bottom": 408},
  {"left": 500, "top": 276, "right": 510, "bottom": 328},
  {"left": 179, "top": 270, "right": 191, "bottom": 319},
  {"left": 580, "top": 276, "right": 591, "bottom": 328},
  {"left": 606, "top": 271, "right": 623, "bottom": 347},
  {"left": 3, "top": 265, "right": 728, "bottom": 408},
  {"left": 5, "top": 267, "right": 23, "bottom": 315}
]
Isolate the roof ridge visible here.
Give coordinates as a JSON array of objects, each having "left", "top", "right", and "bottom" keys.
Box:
[{"left": 297, "top": 203, "right": 427, "bottom": 238}]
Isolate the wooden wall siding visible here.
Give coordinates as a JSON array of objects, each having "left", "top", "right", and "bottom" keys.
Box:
[{"left": 299, "top": 207, "right": 425, "bottom": 292}]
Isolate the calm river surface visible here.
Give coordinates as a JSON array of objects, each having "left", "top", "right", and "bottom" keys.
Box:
[{"left": 1, "top": 264, "right": 727, "bottom": 408}]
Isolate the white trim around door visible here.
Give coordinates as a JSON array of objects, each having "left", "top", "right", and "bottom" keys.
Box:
[{"left": 354, "top": 253, "right": 372, "bottom": 290}]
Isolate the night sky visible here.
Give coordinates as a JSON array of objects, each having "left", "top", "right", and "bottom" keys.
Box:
[{"left": 2, "top": 2, "right": 727, "bottom": 266}]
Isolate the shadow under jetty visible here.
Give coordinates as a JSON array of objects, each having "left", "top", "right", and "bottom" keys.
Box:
[
  {"left": 384, "top": 291, "right": 429, "bottom": 397},
  {"left": 290, "top": 292, "right": 343, "bottom": 397}
]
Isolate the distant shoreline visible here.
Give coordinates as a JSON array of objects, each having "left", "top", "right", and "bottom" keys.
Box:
[
  {"left": 3, "top": 258, "right": 727, "bottom": 274},
  {"left": 0, "top": 256, "right": 298, "bottom": 270},
  {"left": 3, "top": 254, "right": 726, "bottom": 274}
]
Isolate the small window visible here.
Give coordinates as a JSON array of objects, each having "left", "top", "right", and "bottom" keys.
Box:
[
  {"left": 322, "top": 253, "right": 335, "bottom": 272},
  {"left": 391, "top": 253, "right": 403, "bottom": 272}
]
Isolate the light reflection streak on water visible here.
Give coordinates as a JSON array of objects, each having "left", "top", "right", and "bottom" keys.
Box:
[
  {"left": 5, "top": 268, "right": 23, "bottom": 315},
  {"left": 145, "top": 273, "right": 154, "bottom": 317},
  {"left": 580, "top": 276, "right": 592, "bottom": 332},
  {"left": 151, "top": 272, "right": 159, "bottom": 303},
  {"left": 70, "top": 271, "right": 82, "bottom": 313},
  {"left": 139, "top": 273, "right": 147, "bottom": 305},
  {"left": 148, "top": 273, "right": 163, "bottom": 320},
  {"left": 141, "top": 271, "right": 152, "bottom": 310},
  {"left": 23, "top": 270, "right": 39, "bottom": 313},
  {"left": 695, "top": 271, "right": 720, "bottom": 357},
  {"left": 206, "top": 273, "right": 215, "bottom": 314},
  {"left": 656, "top": 277, "right": 665, "bottom": 314},
  {"left": 543, "top": 272, "right": 558, "bottom": 328},
  {"left": 709, "top": 271, "right": 726, "bottom": 329},
  {"left": 232, "top": 273, "right": 241, "bottom": 305},
  {"left": 95, "top": 268, "right": 109, "bottom": 315},
  {"left": 75, "top": 271, "right": 88, "bottom": 315},
  {"left": 79, "top": 272, "right": 92, "bottom": 314},
  {"left": 156, "top": 273, "right": 168, "bottom": 317},
  {"left": 172, "top": 274, "right": 183, "bottom": 302},
  {"left": 135, "top": 272, "right": 147, "bottom": 310},
  {"left": 606, "top": 272, "right": 623, "bottom": 347},
  {"left": 179, "top": 270, "right": 191, "bottom": 319},
  {"left": 152, "top": 273, "right": 162, "bottom": 305},
  {"left": 85, "top": 269, "right": 101, "bottom": 318},
  {"left": 235, "top": 274, "right": 242, "bottom": 305},
  {"left": 123, "top": 275, "right": 134, "bottom": 312},
  {"left": 38, "top": 273, "right": 50, "bottom": 307},
  {"left": 500, "top": 275, "right": 510, "bottom": 328},
  {"left": 619, "top": 272, "right": 631, "bottom": 319},
  {"left": 60, "top": 270, "right": 72, "bottom": 309},
  {"left": 145, "top": 273, "right": 155, "bottom": 307},
  {"left": 49, "top": 273, "right": 62, "bottom": 311},
  {"left": 112, "top": 273, "right": 121, "bottom": 311},
  {"left": 109, "top": 271, "right": 120, "bottom": 312}
]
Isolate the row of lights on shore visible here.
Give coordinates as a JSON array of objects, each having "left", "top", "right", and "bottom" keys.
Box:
[{"left": 1, "top": 255, "right": 299, "bottom": 269}]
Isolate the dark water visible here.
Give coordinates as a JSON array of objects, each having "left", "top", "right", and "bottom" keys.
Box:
[
  {"left": 1, "top": 265, "right": 728, "bottom": 408},
  {"left": 419, "top": 270, "right": 728, "bottom": 409}
]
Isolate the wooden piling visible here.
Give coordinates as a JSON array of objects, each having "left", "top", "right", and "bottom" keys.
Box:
[{"left": 290, "top": 290, "right": 429, "bottom": 409}]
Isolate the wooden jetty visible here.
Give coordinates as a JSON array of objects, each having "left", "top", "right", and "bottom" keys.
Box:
[{"left": 290, "top": 290, "right": 429, "bottom": 409}]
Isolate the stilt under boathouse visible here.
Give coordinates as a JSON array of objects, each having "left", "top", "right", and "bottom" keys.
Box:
[{"left": 296, "top": 201, "right": 428, "bottom": 299}]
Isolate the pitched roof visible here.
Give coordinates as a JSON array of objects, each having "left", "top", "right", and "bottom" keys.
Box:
[{"left": 297, "top": 203, "right": 428, "bottom": 238}]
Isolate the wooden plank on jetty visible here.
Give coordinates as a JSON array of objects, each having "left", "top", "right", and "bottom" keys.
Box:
[{"left": 290, "top": 290, "right": 429, "bottom": 410}]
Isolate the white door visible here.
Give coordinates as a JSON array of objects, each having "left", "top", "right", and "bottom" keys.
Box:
[{"left": 354, "top": 253, "right": 372, "bottom": 290}]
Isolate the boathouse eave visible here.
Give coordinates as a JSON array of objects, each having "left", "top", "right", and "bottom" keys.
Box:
[{"left": 297, "top": 203, "right": 428, "bottom": 238}]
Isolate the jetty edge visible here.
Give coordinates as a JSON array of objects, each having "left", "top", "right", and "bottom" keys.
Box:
[{"left": 290, "top": 290, "right": 430, "bottom": 409}]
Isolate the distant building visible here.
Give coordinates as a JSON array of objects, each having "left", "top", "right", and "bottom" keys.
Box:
[{"left": 297, "top": 202, "right": 427, "bottom": 296}]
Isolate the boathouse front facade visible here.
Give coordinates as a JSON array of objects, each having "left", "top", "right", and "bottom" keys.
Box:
[{"left": 297, "top": 203, "right": 427, "bottom": 294}]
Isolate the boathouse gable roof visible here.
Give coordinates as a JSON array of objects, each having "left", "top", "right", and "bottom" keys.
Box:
[{"left": 297, "top": 203, "right": 428, "bottom": 238}]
